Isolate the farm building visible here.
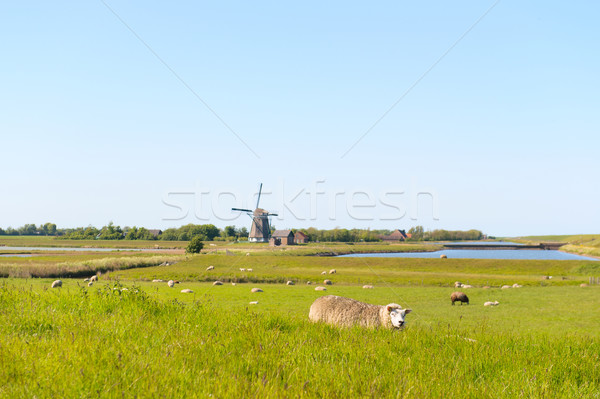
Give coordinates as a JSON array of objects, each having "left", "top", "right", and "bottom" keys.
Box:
[
  {"left": 381, "top": 229, "right": 410, "bottom": 241},
  {"left": 271, "top": 230, "right": 295, "bottom": 246},
  {"left": 147, "top": 229, "right": 162, "bottom": 238},
  {"left": 294, "top": 231, "right": 309, "bottom": 244}
]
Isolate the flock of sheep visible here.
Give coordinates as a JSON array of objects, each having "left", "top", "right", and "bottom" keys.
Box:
[{"left": 48, "top": 265, "right": 542, "bottom": 331}]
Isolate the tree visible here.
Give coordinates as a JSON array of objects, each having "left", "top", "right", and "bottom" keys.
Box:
[
  {"left": 223, "top": 225, "right": 236, "bottom": 238},
  {"left": 42, "top": 223, "right": 57, "bottom": 236},
  {"left": 18, "top": 224, "right": 37, "bottom": 235},
  {"left": 186, "top": 236, "right": 204, "bottom": 254},
  {"left": 97, "top": 222, "right": 123, "bottom": 240},
  {"left": 408, "top": 226, "right": 424, "bottom": 241}
]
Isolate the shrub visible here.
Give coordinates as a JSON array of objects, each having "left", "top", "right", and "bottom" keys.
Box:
[{"left": 186, "top": 236, "right": 204, "bottom": 254}]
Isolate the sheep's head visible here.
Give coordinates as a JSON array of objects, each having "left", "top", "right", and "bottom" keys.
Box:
[{"left": 386, "top": 304, "right": 412, "bottom": 329}]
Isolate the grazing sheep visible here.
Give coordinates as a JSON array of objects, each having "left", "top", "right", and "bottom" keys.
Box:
[
  {"left": 213, "top": 281, "right": 223, "bottom": 286},
  {"left": 501, "top": 285, "right": 511, "bottom": 289},
  {"left": 451, "top": 291, "right": 469, "bottom": 305},
  {"left": 246, "top": 253, "right": 250, "bottom": 256},
  {"left": 462, "top": 284, "right": 473, "bottom": 289},
  {"left": 329, "top": 269, "right": 337, "bottom": 274},
  {"left": 90, "top": 275, "right": 98, "bottom": 282},
  {"left": 482, "top": 286, "right": 490, "bottom": 289},
  {"left": 251, "top": 288, "right": 263, "bottom": 293},
  {"left": 440, "top": 254, "right": 448, "bottom": 259},
  {"left": 286, "top": 281, "right": 295, "bottom": 286},
  {"left": 206, "top": 265, "right": 215, "bottom": 271},
  {"left": 580, "top": 283, "right": 588, "bottom": 287},
  {"left": 363, "top": 285, "right": 374, "bottom": 289},
  {"left": 249, "top": 301, "right": 258, "bottom": 305},
  {"left": 231, "top": 282, "right": 236, "bottom": 286},
  {"left": 167, "top": 280, "right": 175, "bottom": 288},
  {"left": 51, "top": 280, "right": 62, "bottom": 288},
  {"left": 324, "top": 279, "right": 333, "bottom": 285},
  {"left": 306, "top": 281, "right": 312, "bottom": 285},
  {"left": 87, "top": 282, "right": 93, "bottom": 287},
  {"left": 240, "top": 268, "right": 246, "bottom": 272},
  {"left": 83, "top": 278, "right": 90, "bottom": 282},
  {"left": 152, "top": 279, "right": 165, "bottom": 283},
  {"left": 321, "top": 271, "right": 327, "bottom": 275},
  {"left": 247, "top": 268, "right": 253, "bottom": 272},
  {"left": 315, "top": 286, "right": 327, "bottom": 291},
  {"left": 484, "top": 301, "right": 499, "bottom": 306},
  {"left": 309, "top": 295, "right": 412, "bottom": 329},
  {"left": 180, "top": 289, "right": 193, "bottom": 293},
  {"left": 512, "top": 283, "right": 522, "bottom": 288},
  {"left": 454, "top": 281, "right": 463, "bottom": 288},
  {"left": 173, "top": 280, "right": 180, "bottom": 284}
]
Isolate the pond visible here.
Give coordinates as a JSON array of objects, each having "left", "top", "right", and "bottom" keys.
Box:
[{"left": 338, "top": 248, "right": 597, "bottom": 261}]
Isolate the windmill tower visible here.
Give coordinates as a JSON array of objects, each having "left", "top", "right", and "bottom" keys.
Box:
[{"left": 232, "top": 184, "right": 278, "bottom": 243}]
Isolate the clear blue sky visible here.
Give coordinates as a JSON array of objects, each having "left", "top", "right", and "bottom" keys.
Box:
[{"left": 1, "top": 1, "right": 598, "bottom": 236}]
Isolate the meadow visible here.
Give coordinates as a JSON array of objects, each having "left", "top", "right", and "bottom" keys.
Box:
[
  {"left": 1, "top": 240, "right": 600, "bottom": 397},
  {"left": 1, "top": 280, "right": 599, "bottom": 398}
]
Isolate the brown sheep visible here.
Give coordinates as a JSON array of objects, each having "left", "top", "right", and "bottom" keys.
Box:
[{"left": 451, "top": 291, "right": 469, "bottom": 305}]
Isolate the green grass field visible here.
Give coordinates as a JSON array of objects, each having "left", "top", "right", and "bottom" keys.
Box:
[
  {"left": 2, "top": 238, "right": 600, "bottom": 397},
  {"left": 1, "top": 279, "right": 599, "bottom": 397}
]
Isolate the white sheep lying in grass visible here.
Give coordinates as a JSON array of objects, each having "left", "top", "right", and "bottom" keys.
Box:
[
  {"left": 181, "top": 289, "right": 193, "bottom": 293},
  {"left": 247, "top": 268, "right": 253, "bottom": 272},
  {"left": 309, "top": 295, "right": 411, "bottom": 329},
  {"left": 206, "top": 265, "right": 214, "bottom": 271},
  {"left": 239, "top": 268, "right": 246, "bottom": 272},
  {"left": 484, "top": 301, "right": 499, "bottom": 306}
]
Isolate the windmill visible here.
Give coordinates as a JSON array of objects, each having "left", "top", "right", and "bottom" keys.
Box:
[{"left": 232, "top": 184, "right": 278, "bottom": 243}]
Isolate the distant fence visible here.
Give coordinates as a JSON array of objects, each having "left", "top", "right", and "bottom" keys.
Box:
[{"left": 589, "top": 277, "right": 600, "bottom": 285}]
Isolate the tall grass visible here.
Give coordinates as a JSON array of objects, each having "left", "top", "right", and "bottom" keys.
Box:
[
  {"left": 0, "top": 282, "right": 598, "bottom": 398},
  {"left": 0, "top": 255, "right": 184, "bottom": 278}
]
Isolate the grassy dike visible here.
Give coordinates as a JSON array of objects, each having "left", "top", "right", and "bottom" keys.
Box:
[{"left": 1, "top": 280, "right": 600, "bottom": 398}]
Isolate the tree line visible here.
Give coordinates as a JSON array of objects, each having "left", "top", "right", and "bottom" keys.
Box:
[
  {"left": 0, "top": 222, "right": 484, "bottom": 242},
  {"left": 407, "top": 226, "right": 483, "bottom": 241}
]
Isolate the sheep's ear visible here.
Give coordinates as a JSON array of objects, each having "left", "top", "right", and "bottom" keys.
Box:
[
  {"left": 386, "top": 305, "right": 394, "bottom": 313},
  {"left": 404, "top": 309, "right": 412, "bottom": 314}
]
